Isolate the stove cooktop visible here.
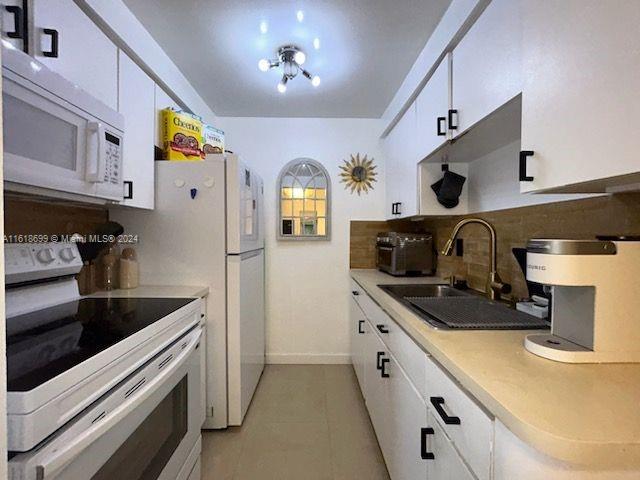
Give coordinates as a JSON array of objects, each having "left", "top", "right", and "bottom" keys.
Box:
[{"left": 6, "top": 297, "right": 195, "bottom": 392}]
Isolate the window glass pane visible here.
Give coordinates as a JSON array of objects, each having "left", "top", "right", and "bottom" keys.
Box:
[
  {"left": 304, "top": 187, "right": 316, "bottom": 199},
  {"left": 315, "top": 199, "right": 326, "bottom": 217},
  {"left": 293, "top": 217, "right": 301, "bottom": 235},
  {"left": 292, "top": 199, "right": 304, "bottom": 217},
  {"left": 314, "top": 175, "right": 327, "bottom": 189},
  {"left": 281, "top": 199, "right": 293, "bottom": 217},
  {"left": 281, "top": 187, "right": 292, "bottom": 199},
  {"left": 317, "top": 218, "right": 326, "bottom": 236},
  {"left": 282, "top": 218, "right": 294, "bottom": 235}
]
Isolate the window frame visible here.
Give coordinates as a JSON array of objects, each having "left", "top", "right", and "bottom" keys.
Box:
[{"left": 276, "top": 158, "right": 331, "bottom": 241}]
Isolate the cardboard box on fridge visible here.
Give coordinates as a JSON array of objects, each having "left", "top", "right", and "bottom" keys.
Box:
[
  {"left": 161, "top": 108, "right": 204, "bottom": 161},
  {"left": 202, "top": 124, "right": 225, "bottom": 155}
]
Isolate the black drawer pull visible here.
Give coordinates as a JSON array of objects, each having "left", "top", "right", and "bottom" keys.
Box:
[
  {"left": 376, "top": 324, "right": 389, "bottom": 334},
  {"left": 380, "top": 358, "right": 390, "bottom": 378},
  {"left": 448, "top": 109, "right": 458, "bottom": 130},
  {"left": 519, "top": 150, "right": 534, "bottom": 182},
  {"left": 376, "top": 351, "right": 385, "bottom": 370},
  {"left": 42, "top": 28, "right": 59, "bottom": 58},
  {"left": 430, "top": 397, "right": 461, "bottom": 425},
  {"left": 437, "top": 116, "right": 446, "bottom": 136},
  {"left": 352, "top": 290, "right": 359, "bottom": 296},
  {"left": 358, "top": 320, "right": 365, "bottom": 334},
  {"left": 420, "top": 427, "right": 435, "bottom": 460},
  {"left": 5, "top": 6, "right": 23, "bottom": 39},
  {"left": 124, "top": 180, "right": 134, "bottom": 199}
]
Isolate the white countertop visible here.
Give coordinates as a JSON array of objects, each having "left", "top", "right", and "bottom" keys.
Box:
[
  {"left": 89, "top": 285, "right": 209, "bottom": 299},
  {"left": 351, "top": 269, "right": 640, "bottom": 468}
]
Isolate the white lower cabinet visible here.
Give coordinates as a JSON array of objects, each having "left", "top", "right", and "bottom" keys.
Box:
[
  {"left": 349, "top": 292, "right": 367, "bottom": 391},
  {"left": 426, "top": 411, "right": 476, "bottom": 480},
  {"left": 351, "top": 281, "right": 486, "bottom": 480}
]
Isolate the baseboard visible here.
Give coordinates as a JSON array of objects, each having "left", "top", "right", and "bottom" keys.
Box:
[{"left": 266, "top": 353, "right": 352, "bottom": 364}]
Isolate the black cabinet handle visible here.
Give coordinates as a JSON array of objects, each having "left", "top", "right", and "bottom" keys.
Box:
[
  {"left": 394, "top": 202, "right": 402, "bottom": 216},
  {"left": 42, "top": 28, "right": 59, "bottom": 58},
  {"left": 124, "top": 180, "right": 133, "bottom": 199},
  {"left": 380, "top": 358, "right": 390, "bottom": 378},
  {"left": 391, "top": 202, "right": 398, "bottom": 215},
  {"left": 358, "top": 320, "right": 365, "bottom": 334},
  {"left": 448, "top": 109, "right": 458, "bottom": 130},
  {"left": 420, "top": 427, "right": 435, "bottom": 460},
  {"left": 430, "top": 397, "right": 461, "bottom": 425},
  {"left": 376, "top": 351, "right": 385, "bottom": 370},
  {"left": 436, "top": 116, "right": 446, "bottom": 136},
  {"left": 519, "top": 150, "right": 534, "bottom": 182},
  {"left": 351, "top": 290, "right": 359, "bottom": 296},
  {"left": 376, "top": 324, "right": 389, "bottom": 334},
  {"left": 5, "top": 6, "right": 23, "bottom": 39}
]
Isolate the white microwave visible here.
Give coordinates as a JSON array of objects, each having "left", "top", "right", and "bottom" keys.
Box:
[{"left": 1, "top": 42, "right": 125, "bottom": 203}]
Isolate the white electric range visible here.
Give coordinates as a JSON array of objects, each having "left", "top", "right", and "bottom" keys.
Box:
[{"left": 5, "top": 242, "right": 204, "bottom": 480}]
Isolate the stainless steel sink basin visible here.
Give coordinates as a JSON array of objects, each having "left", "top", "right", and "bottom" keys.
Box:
[
  {"left": 378, "top": 284, "right": 470, "bottom": 299},
  {"left": 377, "top": 283, "right": 549, "bottom": 331}
]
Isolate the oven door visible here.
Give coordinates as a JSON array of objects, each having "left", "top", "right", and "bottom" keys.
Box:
[
  {"left": 376, "top": 245, "right": 395, "bottom": 272},
  {"left": 9, "top": 327, "right": 202, "bottom": 480}
]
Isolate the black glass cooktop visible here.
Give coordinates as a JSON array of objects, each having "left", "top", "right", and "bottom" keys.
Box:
[{"left": 6, "top": 297, "right": 196, "bottom": 392}]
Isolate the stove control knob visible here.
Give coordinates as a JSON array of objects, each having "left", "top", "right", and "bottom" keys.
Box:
[
  {"left": 59, "top": 247, "right": 77, "bottom": 263},
  {"left": 36, "top": 248, "right": 56, "bottom": 264}
]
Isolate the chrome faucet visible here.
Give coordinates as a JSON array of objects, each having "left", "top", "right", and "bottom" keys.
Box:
[{"left": 441, "top": 218, "right": 511, "bottom": 301}]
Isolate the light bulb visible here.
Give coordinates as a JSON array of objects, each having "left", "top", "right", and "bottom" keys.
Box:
[
  {"left": 258, "top": 59, "right": 271, "bottom": 72},
  {"left": 313, "top": 37, "right": 320, "bottom": 50},
  {"left": 311, "top": 75, "right": 321, "bottom": 87},
  {"left": 294, "top": 50, "right": 306, "bottom": 65},
  {"left": 259, "top": 21, "right": 268, "bottom": 34},
  {"left": 277, "top": 81, "right": 287, "bottom": 93},
  {"left": 296, "top": 10, "right": 304, "bottom": 22}
]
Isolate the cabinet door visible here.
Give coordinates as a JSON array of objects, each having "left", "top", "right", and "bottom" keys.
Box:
[
  {"left": 426, "top": 411, "right": 476, "bottom": 480},
  {"left": 1, "top": 0, "right": 28, "bottom": 52},
  {"left": 349, "top": 294, "right": 367, "bottom": 393},
  {"left": 520, "top": 0, "right": 640, "bottom": 193},
  {"left": 415, "top": 55, "right": 451, "bottom": 159},
  {"left": 154, "top": 84, "right": 181, "bottom": 149},
  {"left": 363, "top": 329, "right": 390, "bottom": 451},
  {"left": 32, "top": 0, "right": 118, "bottom": 109},
  {"left": 118, "top": 51, "right": 155, "bottom": 209},
  {"left": 452, "top": 0, "right": 522, "bottom": 136},
  {"left": 386, "top": 351, "right": 429, "bottom": 480},
  {"left": 384, "top": 103, "right": 418, "bottom": 219}
]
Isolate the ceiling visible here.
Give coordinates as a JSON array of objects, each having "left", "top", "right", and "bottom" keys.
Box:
[{"left": 122, "top": 0, "right": 452, "bottom": 118}]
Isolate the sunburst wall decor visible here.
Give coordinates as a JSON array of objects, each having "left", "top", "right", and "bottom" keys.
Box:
[{"left": 339, "top": 153, "right": 377, "bottom": 195}]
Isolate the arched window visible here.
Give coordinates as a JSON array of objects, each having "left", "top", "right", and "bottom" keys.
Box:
[{"left": 277, "top": 158, "right": 331, "bottom": 240}]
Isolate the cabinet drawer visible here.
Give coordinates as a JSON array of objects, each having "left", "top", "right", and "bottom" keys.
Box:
[
  {"left": 426, "top": 411, "right": 476, "bottom": 480},
  {"left": 352, "top": 283, "right": 428, "bottom": 397},
  {"left": 425, "top": 356, "right": 493, "bottom": 480}
]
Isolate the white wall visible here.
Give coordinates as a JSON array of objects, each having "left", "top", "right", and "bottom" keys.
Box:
[
  {"left": 467, "top": 140, "right": 593, "bottom": 213},
  {"left": 220, "top": 117, "right": 386, "bottom": 364}
]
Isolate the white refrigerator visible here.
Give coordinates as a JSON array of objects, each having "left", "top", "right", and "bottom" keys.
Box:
[{"left": 110, "top": 154, "right": 265, "bottom": 428}]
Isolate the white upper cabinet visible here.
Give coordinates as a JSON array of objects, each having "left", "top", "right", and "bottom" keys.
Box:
[
  {"left": 520, "top": 0, "right": 640, "bottom": 193},
  {"left": 118, "top": 51, "right": 155, "bottom": 209},
  {"left": 384, "top": 103, "right": 419, "bottom": 219},
  {"left": 451, "top": 0, "right": 522, "bottom": 137},
  {"left": 32, "top": 0, "right": 118, "bottom": 110},
  {"left": 1, "top": 0, "right": 28, "bottom": 52},
  {"left": 415, "top": 55, "right": 451, "bottom": 159}
]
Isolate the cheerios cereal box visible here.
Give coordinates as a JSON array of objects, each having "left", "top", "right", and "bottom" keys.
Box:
[
  {"left": 161, "top": 108, "right": 204, "bottom": 161},
  {"left": 202, "top": 124, "right": 225, "bottom": 155}
]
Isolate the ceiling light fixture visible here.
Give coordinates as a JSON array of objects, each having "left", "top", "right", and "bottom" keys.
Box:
[
  {"left": 313, "top": 37, "right": 320, "bottom": 50},
  {"left": 258, "top": 45, "right": 320, "bottom": 93},
  {"left": 296, "top": 10, "right": 304, "bottom": 22},
  {"left": 259, "top": 21, "right": 268, "bottom": 34}
]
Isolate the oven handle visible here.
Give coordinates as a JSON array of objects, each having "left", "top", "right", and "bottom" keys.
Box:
[
  {"left": 85, "top": 121, "right": 106, "bottom": 183},
  {"left": 35, "top": 327, "right": 202, "bottom": 480}
]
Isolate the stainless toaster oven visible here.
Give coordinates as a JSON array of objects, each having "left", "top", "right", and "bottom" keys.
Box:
[{"left": 376, "top": 232, "right": 435, "bottom": 276}]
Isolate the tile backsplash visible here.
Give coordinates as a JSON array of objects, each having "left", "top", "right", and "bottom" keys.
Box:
[{"left": 350, "top": 193, "right": 640, "bottom": 299}]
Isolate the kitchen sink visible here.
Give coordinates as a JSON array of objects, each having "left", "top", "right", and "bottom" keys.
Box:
[
  {"left": 378, "top": 284, "right": 470, "bottom": 299},
  {"left": 378, "top": 284, "right": 549, "bottom": 330}
]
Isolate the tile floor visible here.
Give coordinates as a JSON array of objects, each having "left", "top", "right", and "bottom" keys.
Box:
[{"left": 201, "top": 364, "right": 390, "bottom": 480}]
